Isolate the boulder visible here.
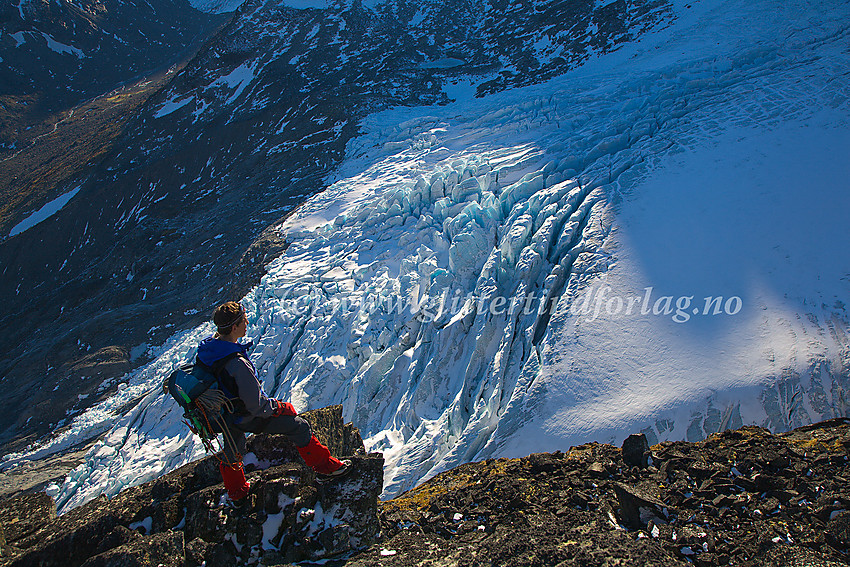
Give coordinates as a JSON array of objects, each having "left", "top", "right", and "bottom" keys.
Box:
[
  {"left": 79, "top": 531, "right": 184, "bottom": 567},
  {"left": 826, "top": 510, "right": 850, "bottom": 549},
  {"left": 613, "top": 482, "right": 670, "bottom": 529},
  {"left": 622, "top": 433, "right": 651, "bottom": 468}
]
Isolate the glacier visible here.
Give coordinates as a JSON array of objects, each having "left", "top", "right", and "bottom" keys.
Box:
[{"left": 4, "top": 0, "right": 849, "bottom": 511}]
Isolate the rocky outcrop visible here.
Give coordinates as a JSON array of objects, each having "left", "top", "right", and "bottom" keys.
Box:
[
  {"left": 0, "top": 406, "right": 382, "bottom": 567},
  {"left": 356, "top": 419, "right": 850, "bottom": 566},
  {"left": 6, "top": 416, "right": 849, "bottom": 566}
]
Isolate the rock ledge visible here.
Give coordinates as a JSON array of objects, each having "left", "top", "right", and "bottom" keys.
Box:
[{"left": 0, "top": 405, "right": 381, "bottom": 567}]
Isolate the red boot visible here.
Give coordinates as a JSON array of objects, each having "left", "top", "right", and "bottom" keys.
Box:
[
  {"left": 297, "top": 435, "right": 345, "bottom": 475},
  {"left": 219, "top": 461, "right": 250, "bottom": 500}
]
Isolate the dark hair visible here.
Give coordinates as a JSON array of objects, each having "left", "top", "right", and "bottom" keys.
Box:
[{"left": 213, "top": 301, "right": 245, "bottom": 335}]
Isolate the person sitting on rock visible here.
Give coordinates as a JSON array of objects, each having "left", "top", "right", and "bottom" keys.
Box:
[{"left": 197, "top": 301, "right": 349, "bottom": 500}]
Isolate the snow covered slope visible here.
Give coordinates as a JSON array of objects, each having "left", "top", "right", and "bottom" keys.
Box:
[{"left": 5, "top": 0, "right": 849, "bottom": 510}]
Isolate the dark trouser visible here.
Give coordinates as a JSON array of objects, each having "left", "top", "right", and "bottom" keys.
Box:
[{"left": 221, "top": 414, "right": 313, "bottom": 464}]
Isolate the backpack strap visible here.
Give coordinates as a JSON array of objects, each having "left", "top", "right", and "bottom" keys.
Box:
[{"left": 195, "top": 352, "right": 242, "bottom": 399}]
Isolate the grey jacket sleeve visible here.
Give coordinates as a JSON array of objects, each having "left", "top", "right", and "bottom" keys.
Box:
[{"left": 224, "top": 356, "right": 276, "bottom": 418}]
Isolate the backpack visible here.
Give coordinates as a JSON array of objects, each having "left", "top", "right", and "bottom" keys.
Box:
[{"left": 165, "top": 353, "right": 241, "bottom": 440}]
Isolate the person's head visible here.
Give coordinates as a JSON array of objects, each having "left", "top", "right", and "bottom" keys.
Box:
[{"left": 213, "top": 301, "right": 247, "bottom": 339}]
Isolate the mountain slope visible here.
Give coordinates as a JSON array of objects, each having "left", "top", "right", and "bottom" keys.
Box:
[
  {"left": 365, "top": 420, "right": 850, "bottom": 567},
  {"left": 3, "top": 0, "right": 849, "bottom": 511},
  {"left": 0, "top": 0, "right": 228, "bottom": 165},
  {"left": 0, "top": 0, "right": 231, "bottom": 450},
  {"left": 0, "top": 0, "right": 226, "bottom": 112}
]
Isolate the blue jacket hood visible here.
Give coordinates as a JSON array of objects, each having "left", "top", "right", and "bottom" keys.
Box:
[{"left": 196, "top": 336, "right": 254, "bottom": 366}]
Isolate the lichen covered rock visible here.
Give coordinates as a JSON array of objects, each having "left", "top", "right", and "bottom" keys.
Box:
[{"left": 355, "top": 419, "right": 850, "bottom": 566}]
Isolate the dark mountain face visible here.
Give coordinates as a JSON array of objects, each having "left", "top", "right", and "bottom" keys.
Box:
[
  {"left": 0, "top": 0, "right": 229, "bottom": 147},
  {"left": 0, "top": 0, "right": 229, "bottom": 248},
  {"left": 0, "top": 0, "right": 672, "bottom": 451}
]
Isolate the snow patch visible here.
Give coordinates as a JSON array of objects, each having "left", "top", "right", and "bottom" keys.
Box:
[
  {"left": 211, "top": 61, "right": 260, "bottom": 106},
  {"left": 10, "top": 31, "right": 84, "bottom": 57},
  {"left": 187, "top": 0, "right": 245, "bottom": 13},
  {"left": 9, "top": 187, "right": 81, "bottom": 237},
  {"left": 154, "top": 96, "right": 195, "bottom": 119},
  {"left": 420, "top": 58, "right": 465, "bottom": 70},
  {"left": 129, "top": 516, "right": 152, "bottom": 533}
]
